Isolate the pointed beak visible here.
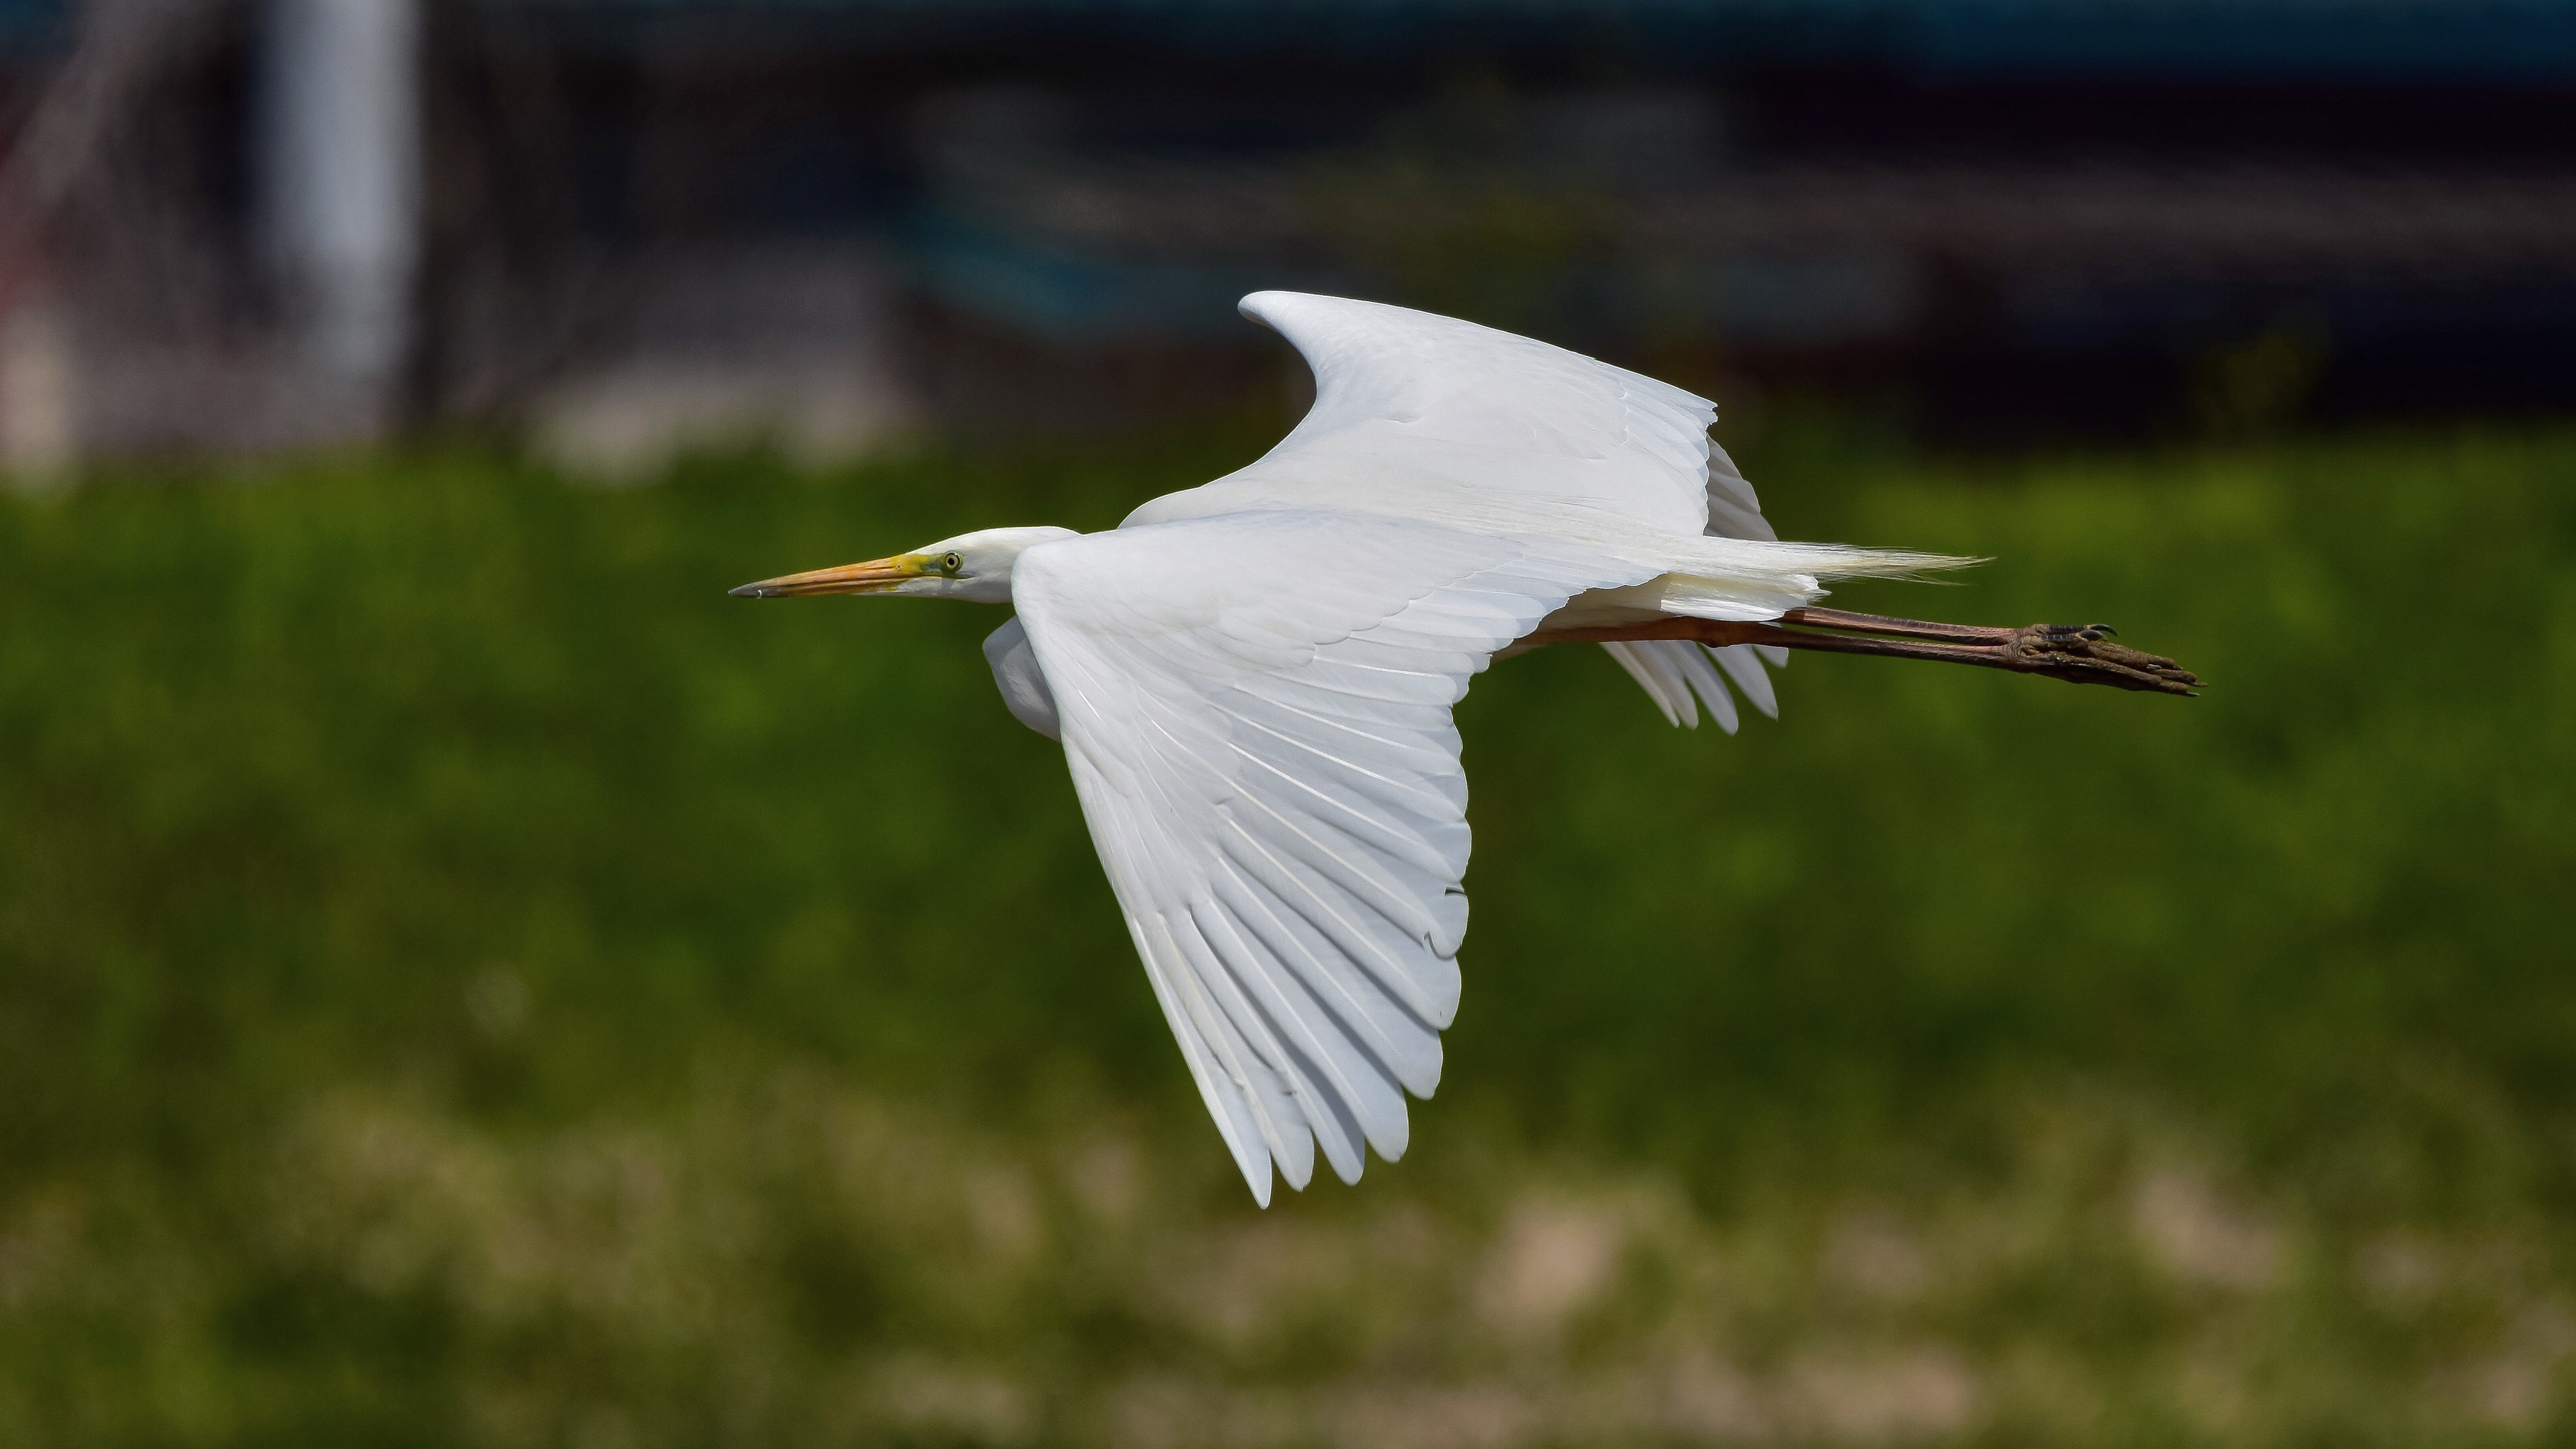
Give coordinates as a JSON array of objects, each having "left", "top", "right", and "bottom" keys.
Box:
[{"left": 729, "top": 555, "right": 923, "bottom": 598}]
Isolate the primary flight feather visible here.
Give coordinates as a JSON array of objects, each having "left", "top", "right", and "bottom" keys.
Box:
[{"left": 734, "top": 291, "right": 2200, "bottom": 1204}]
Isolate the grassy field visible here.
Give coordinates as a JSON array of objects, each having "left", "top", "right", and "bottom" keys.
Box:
[{"left": 1, "top": 422, "right": 2570, "bottom": 1447}]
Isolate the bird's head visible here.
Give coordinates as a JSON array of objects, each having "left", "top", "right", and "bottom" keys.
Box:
[{"left": 729, "top": 526, "right": 1077, "bottom": 605}]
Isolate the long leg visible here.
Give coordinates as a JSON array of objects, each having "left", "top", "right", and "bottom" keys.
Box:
[
  {"left": 1781, "top": 607, "right": 2120, "bottom": 645},
  {"left": 1534, "top": 610, "right": 2202, "bottom": 696}
]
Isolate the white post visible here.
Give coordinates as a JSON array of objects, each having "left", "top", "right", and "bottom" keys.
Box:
[
  {"left": 0, "top": 292, "right": 76, "bottom": 488},
  {"left": 259, "top": 0, "right": 420, "bottom": 409}
]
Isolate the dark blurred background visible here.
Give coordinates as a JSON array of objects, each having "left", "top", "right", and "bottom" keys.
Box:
[
  {"left": 5, "top": 0, "right": 2576, "bottom": 469},
  {"left": 3, "top": 3, "right": 2575, "bottom": 1447}
]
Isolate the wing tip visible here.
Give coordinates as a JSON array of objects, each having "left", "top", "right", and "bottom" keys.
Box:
[
  {"left": 1239, "top": 290, "right": 1296, "bottom": 331},
  {"left": 1240, "top": 289, "right": 1387, "bottom": 338}
]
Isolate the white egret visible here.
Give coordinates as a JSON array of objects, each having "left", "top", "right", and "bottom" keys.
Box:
[{"left": 733, "top": 292, "right": 2197, "bottom": 1205}]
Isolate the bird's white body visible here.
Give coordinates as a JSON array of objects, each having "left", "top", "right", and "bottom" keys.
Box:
[{"left": 750, "top": 292, "right": 1966, "bottom": 1203}]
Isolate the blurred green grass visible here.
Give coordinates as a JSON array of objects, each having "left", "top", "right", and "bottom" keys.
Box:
[{"left": 1, "top": 423, "right": 2570, "bottom": 1447}]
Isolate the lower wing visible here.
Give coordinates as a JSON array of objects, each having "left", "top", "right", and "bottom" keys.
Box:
[{"left": 1012, "top": 510, "right": 1655, "bottom": 1203}]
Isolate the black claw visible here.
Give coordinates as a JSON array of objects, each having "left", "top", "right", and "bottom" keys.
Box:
[{"left": 2091, "top": 624, "right": 2118, "bottom": 637}]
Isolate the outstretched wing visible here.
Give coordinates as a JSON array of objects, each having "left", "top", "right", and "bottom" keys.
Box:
[
  {"left": 1128, "top": 290, "right": 1791, "bottom": 734},
  {"left": 1130, "top": 290, "right": 1737, "bottom": 537},
  {"left": 1013, "top": 510, "right": 1654, "bottom": 1203}
]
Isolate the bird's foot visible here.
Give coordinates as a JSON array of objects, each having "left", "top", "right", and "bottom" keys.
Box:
[{"left": 2002, "top": 623, "right": 2202, "bottom": 695}]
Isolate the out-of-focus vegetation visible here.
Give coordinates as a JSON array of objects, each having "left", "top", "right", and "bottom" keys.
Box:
[{"left": 1, "top": 423, "right": 2570, "bottom": 1448}]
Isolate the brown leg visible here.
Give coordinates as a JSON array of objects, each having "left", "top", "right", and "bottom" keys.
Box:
[
  {"left": 1536, "top": 610, "right": 2202, "bottom": 696},
  {"left": 1780, "top": 607, "right": 2090, "bottom": 645}
]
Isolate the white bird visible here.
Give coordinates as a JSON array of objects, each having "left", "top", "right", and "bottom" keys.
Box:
[{"left": 734, "top": 292, "right": 2197, "bottom": 1204}]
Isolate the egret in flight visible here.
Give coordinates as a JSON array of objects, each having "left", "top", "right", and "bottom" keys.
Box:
[{"left": 734, "top": 292, "right": 2196, "bottom": 1204}]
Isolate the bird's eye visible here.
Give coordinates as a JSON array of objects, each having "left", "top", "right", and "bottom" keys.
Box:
[{"left": 942, "top": 553, "right": 963, "bottom": 574}]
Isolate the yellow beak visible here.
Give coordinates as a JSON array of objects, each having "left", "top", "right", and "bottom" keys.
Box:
[{"left": 729, "top": 555, "right": 924, "bottom": 598}]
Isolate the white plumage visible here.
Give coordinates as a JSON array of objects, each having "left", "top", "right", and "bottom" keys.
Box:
[
  {"left": 735, "top": 292, "right": 1973, "bottom": 1203},
  {"left": 1017, "top": 513, "right": 1656, "bottom": 1197}
]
